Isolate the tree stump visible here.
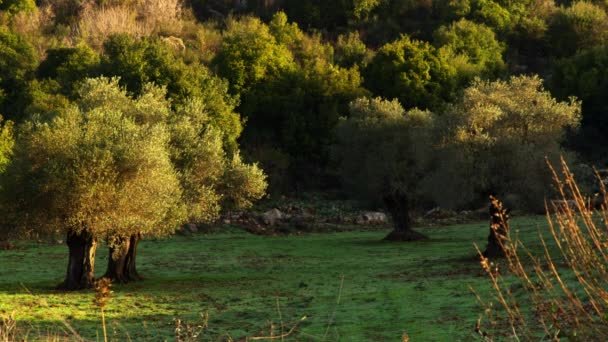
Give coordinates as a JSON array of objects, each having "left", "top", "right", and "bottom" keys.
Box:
[{"left": 483, "top": 195, "right": 511, "bottom": 258}]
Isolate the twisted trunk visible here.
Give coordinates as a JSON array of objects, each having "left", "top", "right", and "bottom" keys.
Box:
[
  {"left": 104, "top": 233, "right": 142, "bottom": 282},
  {"left": 383, "top": 191, "right": 427, "bottom": 241},
  {"left": 59, "top": 230, "right": 97, "bottom": 290}
]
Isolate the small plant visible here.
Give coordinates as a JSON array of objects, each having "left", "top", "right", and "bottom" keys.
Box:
[
  {"left": 0, "top": 311, "right": 17, "bottom": 342},
  {"left": 174, "top": 312, "right": 209, "bottom": 342},
  {"left": 93, "top": 277, "right": 113, "bottom": 342}
]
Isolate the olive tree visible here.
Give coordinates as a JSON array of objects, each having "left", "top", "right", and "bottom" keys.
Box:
[
  {"left": 80, "top": 79, "right": 266, "bottom": 283},
  {"left": 334, "top": 97, "right": 435, "bottom": 241},
  {"left": 4, "top": 78, "right": 184, "bottom": 290},
  {"left": 431, "top": 75, "right": 581, "bottom": 211},
  {"left": 4, "top": 77, "right": 267, "bottom": 288}
]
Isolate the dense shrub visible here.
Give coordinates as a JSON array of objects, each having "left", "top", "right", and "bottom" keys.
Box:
[{"left": 364, "top": 35, "right": 458, "bottom": 111}]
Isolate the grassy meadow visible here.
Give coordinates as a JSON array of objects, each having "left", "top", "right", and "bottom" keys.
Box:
[{"left": 0, "top": 216, "right": 552, "bottom": 341}]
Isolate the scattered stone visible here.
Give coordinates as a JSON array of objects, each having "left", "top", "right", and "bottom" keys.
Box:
[
  {"left": 186, "top": 223, "right": 198, "bottom": 233},
  {"left": 424, "top": 207, "right": 457, "bottom": 220},
  {"left": 356, "top": 211, "right": 387, "bottom": 225},
  {"left": 177, "top": 223, "right": 198, "bottom": 235},
  {"left": 261, "top": 208, "right": 284, "bottom": 226},
  {"left": 289, "top": 214, "right": 315, "bottom": 231}
]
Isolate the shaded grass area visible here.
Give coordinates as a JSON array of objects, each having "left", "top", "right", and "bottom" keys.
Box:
[{"left": 0, "top": 216, "right": 550, "bottom": 341}]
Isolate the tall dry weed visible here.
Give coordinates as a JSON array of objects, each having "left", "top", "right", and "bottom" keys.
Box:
[
  {"left": 76, "top": 0, "right": 182, "bottom": 50},
  {"left": 476, "top": 156, "right": 608, "bottom": 340},
  {"left": 10, "top": 6, "right": 59, "bottom": 58}
]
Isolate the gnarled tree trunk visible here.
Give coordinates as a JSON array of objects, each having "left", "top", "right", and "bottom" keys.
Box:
[
  {"left": 383, "top": 190, "right": 427, "bottom": 241},
  {"left": 483, "top": 196, "right": 511, "bottom": 258},
  {"left": 104, "top": 233, "right": 142, "bottom": 282},
  {"left": 59, "top": 230, "right": 97, "bottom": 291}
]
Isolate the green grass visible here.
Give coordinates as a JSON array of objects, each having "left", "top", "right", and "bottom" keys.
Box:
[{"left": 0, "top": 216, "right": 551, "bottom": 341}]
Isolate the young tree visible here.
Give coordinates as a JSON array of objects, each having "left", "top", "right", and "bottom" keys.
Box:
[
  {"left": 3, "top": 78, "right": 184, "bottom": 290},
  {"left": 334, "top": 97, "right": 435, "bottom": 241}
]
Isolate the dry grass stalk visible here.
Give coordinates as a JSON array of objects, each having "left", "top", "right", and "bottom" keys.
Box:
[
  {"left": 477, "top": 156, "right": 608, "bottom": 340},
  {"left": 93, "top": 277, "right": 112, "bottom": 342},
  {"left": 0, "top": 311, "right": 17, "bottom": 342},
  {"left": 174, "top": 312, "right": 209, "bottom": 342}
]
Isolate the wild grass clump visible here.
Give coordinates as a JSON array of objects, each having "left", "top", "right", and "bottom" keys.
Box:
[
  {"left": 476, "top": 157, "right": 608, "bottom": 340},
  {"left": 77, "top": 0, "right": 183, "bottom": 49},
  {"left": 0, "top": 311, "right": 17, "bottom": 342}
]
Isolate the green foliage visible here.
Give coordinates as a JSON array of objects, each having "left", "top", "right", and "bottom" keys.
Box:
[
  {"left": 550, "top": 45, "right": 608, "bottom": 161},
  {"left": 470, "top": 0, "right": 520, "bottom": 33},
  {"left": 4, "top": 77, "right": 184, "bottom": 239},
  {"left": 100, "top": 34, "right": 243, "bottom": 151},
  {"left": 0, "top": 28, "right": 37, "bottom": 121},
  {"left": 0, "top": 0, "right": 35, "bottom": 14},
  {"left": 433, "top": 19, "right": 505, "bottom": 83},
  {"left": 4, "top": 76, "right": 266, "bottom": 238},
  {"left": 215, "top": 14, "right": 366, "bottom": 190},
  {"left": 0, "top": 116, "right": 13, "bottom": 174},
  {"left": 547, "top": 2, "right": 608, "bottom": 58},
  {"left": 364, "top": 35, "right": 457, "bottom": 110},
  {"left": 220, "top": 153, "right": 267, "bottom": 210},
  {"left": 213, "top": 16, "right": 295, "bottom": 95},
  {"left": 433, "top": 75, "right": 581, "bottom": 210},
  {"left": 167, "top": 90, "right": 266, "bottom": 221},
  {"left": 334, "top": 97, "right": 435, "bottom": 205},
  {"left": 37, "top": 44, "right": 100, "bottom": 98},
  {"left": 334, "top": 31, "right": 369, "bottom": 69}
]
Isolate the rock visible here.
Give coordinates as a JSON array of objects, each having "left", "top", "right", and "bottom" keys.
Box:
[
  {"left": 177, "top": 223, "right": 198, "bottom": 235},
  {"left": 186, "top": 223, "right": 198, "bottom": 233},
  {"left": 290, "top": 214, "right": 315, "bottom": 231},
  {"left": 356, "top": 211, "right": 387, "bottom": 225},
  {"left": 261, "top": 208, "right": 284, "bottom": 226},
  {"left": 424, "top": 207, "right": 457, "bottom": 220}
]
